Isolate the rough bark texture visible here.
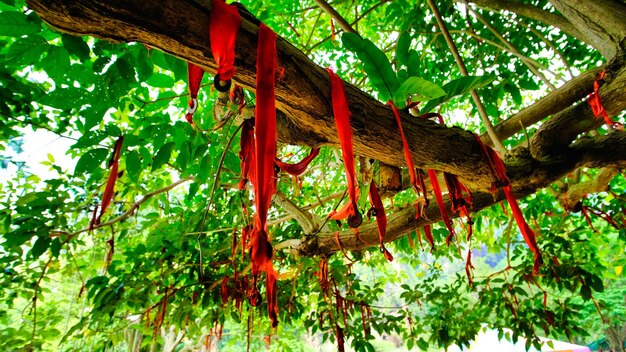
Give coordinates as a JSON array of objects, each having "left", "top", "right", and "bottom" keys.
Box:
[
  {"left": 26, "top": 0, "right": 626, "bottom": 256},
  {"left": 550, "top": 0, "right": 626, "bottom": 59}
]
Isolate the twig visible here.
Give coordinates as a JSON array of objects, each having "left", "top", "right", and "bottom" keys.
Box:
[
  {"left": 426, "top": 0, "right": 506, "bottom": 153},
  {"left": 197, "top": 123, "right": 244, "bottom": 280},
  {"left": 313, "top": 0, "right": 357, "bottom": 34},
  {"left": 468, "top": 7, "right": 557, "bottom": 90},
  {"left": 51, "top": 177, "right": 194, "bottom": 240}
]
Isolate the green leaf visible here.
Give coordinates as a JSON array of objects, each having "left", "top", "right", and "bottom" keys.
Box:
[
  {"left": 115, "top": 57, "right": 136, "bottom": 84},
  {"left": 342, "top": 32, "right": 399, "bottom": 101},
  {"left": 395, "top": 32, "right": 411, "bottom": 67},
  {"left": 197, "top": 154, "right": 211, "bottom": 182},
  {"left": 146, "top": 73, "right": 175, "bottom": 88},
  {"left": 0, "top": 11, "right": 41, "bottom": 37},
  {"left": 420, "top": 75, "right": 496, "bottom": 113},
  {"left": 392, "top": 76, "right": 445, "bottom": 108},
  {"left": 152, "top": 142, "right": 175, "bottom": 171},
  {"left": 74, "top": 148, "right": 108, "bottom": 175},
  {"left": 61, "top": 34, "right": 91, "bottom": 61},
  {"left": 125, "top": 150, "right": 141, "bottom": 182},
  {"left": 30, "top": 236, "right": 50, "bottom": 259}
]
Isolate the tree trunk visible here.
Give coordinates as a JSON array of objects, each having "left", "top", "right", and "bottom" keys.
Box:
[{"left": 550, "top": 0, "right": 626, "bottom": 59}]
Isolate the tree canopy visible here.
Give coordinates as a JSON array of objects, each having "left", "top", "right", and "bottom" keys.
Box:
[{"left": 1, "top": 0, "right": 625, "bottom": 351}]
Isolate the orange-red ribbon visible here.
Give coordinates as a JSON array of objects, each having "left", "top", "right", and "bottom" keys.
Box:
[
  {"left": 251, "top": 23, "right": 279, "bottom": 328},
  {"left": 427, "top": 169, "right": 456, "bottom": 245},
  {"left": 96, "top": 136, "right": 124, "bottom": 225},
  {"left": 209, "top": 0, "right": 241, "bottom": 82},
  {"left": 238, "top": 119, "right": 255, "bottom": 190},
  {"left": 474, "top": 134, "right": 543, "bottom": 275},
  {"left": 326, "top": 68, "right": 361, "bottom": 228},
  {"left": 587, "top": 70, "right": 623, "bottom": 129},
  {"left": 368, "top": 181, "right": 393, "bottom": 262},
  {"left": 185, "top": 63, "right": 205, "bottom": 125},
  {"left": 388, "top": 101, "right": 422, "bottom": 196},
  {"left": 275, "top": 148, "right": 321, "bottom": 176}
]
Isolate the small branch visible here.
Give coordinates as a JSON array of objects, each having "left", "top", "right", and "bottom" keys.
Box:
[
  {"left": 273, "top": 192, "right": 319, "bottom": 233},
  {"left": 468, "top": 7, "right": 557, "bottom": 90},
  {"left": 313, "top": 0, "right": 357, "bottom": 34},
  {"left": 426, "top": 0, "right": 507, "bottom": 153},
  {"left": 562, "top": 167, "right": 619, "bottom": 209},
  {"left": 481, "top": 66, "right": 601, "bottom": 146},
  {"left": 52, "top": 177, "right": 194, "bottom": 240}
]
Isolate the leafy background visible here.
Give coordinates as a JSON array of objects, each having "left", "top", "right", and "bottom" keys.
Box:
[{"left": 0, "top": 0, "right": 625, "bottom": 351}]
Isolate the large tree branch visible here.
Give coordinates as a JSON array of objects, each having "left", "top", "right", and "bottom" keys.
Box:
[
  {"left": 27, "top": 0, "right": 626, "bottom": 257},
  {"left": 299, "top": 131, "right": 626, "bottom": 256}
]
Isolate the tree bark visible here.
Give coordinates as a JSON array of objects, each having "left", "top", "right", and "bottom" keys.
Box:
[
  {"left": 550, "top": 0, "right": 626, "bottom": 59},
  {"left": 25, "top": 0, "right": 626, "bottom": 256}
]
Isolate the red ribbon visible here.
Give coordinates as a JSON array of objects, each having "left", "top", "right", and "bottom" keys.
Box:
[
  {"left": 388, "top": 101, "right": 422, "bottom": 196},
  {"left": 368, "top": 181, "right": 393, "bottom": 262},
  {"left": 423, "top": 225, "right": 435, "bottom": 251},
  {"left": 427, "top": 169, "right": 456, "bottom": 245},
  {"left": 275, "top": 148, "right": 321, "bottom": 176},
  {"left": 96, "top": 136, "right": 124, "bottom": 225},
  {"left": 465, "top": 249, "right": 475, "bottom": 286},
  {"left": 587, "top": 70, "right": 623, "bottom": 129},
  {"left": 238, "top": 119, "right": 256, "bottom": 190},
  {"left": 210, "top": 0, "right": 241, "bottom": 81},
  {"left": 443, "top": 172, "right": 473, "bottom": 240},
  {"left": 185, "top": 63, "right": 205, "bottom": 124},
  {"left": 251, "top": 23, "right": 278, "bottom": 328},
  {"left": 474, "top": 134, "right": 543, "bottom": 275},
  {"left": 326, "top": 69, "right": 361, "bottom": 227}
]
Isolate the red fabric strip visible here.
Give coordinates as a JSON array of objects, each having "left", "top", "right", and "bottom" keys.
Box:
[
  {"left": 427, "top": 169, "right": 456, "bottom": 245},
  {"left": 368, "top": 181, "right": 393, "bottom": 262},
  {"left": 209, "top": 0, "right": 241, "bottom": 81},
  {"left": 251, "top": 23, "right": 279, "bottom": 328},
  {"left": 587, "top": 70, "right": 623, "bottom": 129},
  {"left": 185, "top": 63, "right": 205, "bottom": 125},
  {"left": 478, "top": 140, "right": 543, "bottom": 275},
  {"left": 443, "top": 172, "right": 473, "bottom": 240},
  {"left": 97, "top": 136, "right": 124, "bottom": 224},
  {"left": 238, "top": 119, "right": 255, "bottom": 190},
  {"left": 326, "top": 68, "right": 360, "bottom": 226},
  {"left": 275, "top": 147, "right": 321, "bottom": 176},
  {"left": 465, "top": 249, "right": 474, "bottom": 286},
  {"left": 423, "top": 225, "right": 435, "bottom": 251},
  {"left": 388, "top": 101, "right": 421, "bottom": 196}
]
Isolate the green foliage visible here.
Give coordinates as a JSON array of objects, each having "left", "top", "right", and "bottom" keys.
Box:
[{"left": 0, "top": 0, "right": 624, "bottom": 351}]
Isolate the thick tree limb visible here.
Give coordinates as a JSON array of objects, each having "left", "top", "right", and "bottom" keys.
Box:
[
  {"left": 299, "top": 131, "right": 626, "bottom": 256},
  {"left": 550, "top": 0, "right": 626, "bottom": 59},
  {"left": 26, "top": 0, "right": 626, "bottom": 257},
  {"left": 562, "top": 167, "right": 619, "bottom": 209},
  {"left": 481, "top": 67, "right": 601, "bottom": 145}
]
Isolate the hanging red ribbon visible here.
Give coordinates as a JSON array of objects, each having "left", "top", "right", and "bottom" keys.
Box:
[
  {"left": 465, "top": 249, "right": 474, "bottom": 286},
  {"left": 473, "top": 134, "right": 543, "bottom": 275},
  {"left": 251, "top": 23, "right": 279, "bottom": 328},
  {"left": 238, "top": 119, "right": 256, "bottom": 190},
  {"left": 96, "top": 136, "right": 124, "bottom": 225},
  {"left": 275, "top": 147, "right": 321, "bottom": 176},
  {"left": 587, "top": 70, "right": 623, "bottom": 129},
  {"left": 368, "top": 181, "right": 393, "bottom": 262},
  {"left": 326, "top": 68, "right": 361, "bottom": 228},
  {"left": 388, "top": 101, "right": 422, "bottom": 196},
  {"left": 427, "top": 169, "right": 456, "bottom": 245},
  {"left": 423, "top": 225, "right": 435, "bottom": 251},
  {"left": 185, "top": 63, "right": 205, "bottom": 125},
  {"left": 443, "top": 172, "right": 473, "bottom": 241},
  {"left": 210, "top": 0, "right": 241, "bottom": 82}
]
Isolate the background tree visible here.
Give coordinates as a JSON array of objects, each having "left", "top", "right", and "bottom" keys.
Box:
[{"left": 1, "top": 0, "right": 625, "bottom": 351}]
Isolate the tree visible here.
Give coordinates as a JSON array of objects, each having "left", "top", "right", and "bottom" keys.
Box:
[{"left": 0, "top": 0, "right": 625, "bottom": 350}]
